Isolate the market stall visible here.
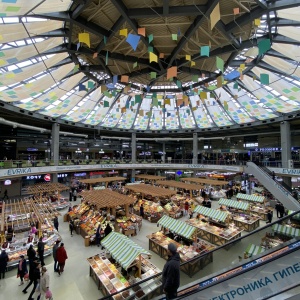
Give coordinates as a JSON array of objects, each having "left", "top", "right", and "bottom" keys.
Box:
[
  {"left": 115, "top": 215, "right": 142, "bottom": 237},
  {"left": 218, "top": 198, "right": 260, "bottom": 231},
  {"left": 87, "top": 232, "right": 162, "bottom": 299},
  {"left": 272, "top": 223, "right": 300, "bottom": 240},
  {"left": 133, "top": 199, "right": 164, "bottom": 223},
  {"left": 147, "top": 231, "right": 215, "bottom": 278},
  {"left": 180, "top": 178, "right": 228, "bottom": 186},
  {"left": 156, "top": 180, "right": 201, "bottom": 198},
  {"left": 236, "top": 193, "right": 267, "bottom": 220},
  {"left": 79, "top": 176, "right": 126, "bottom": 188},
  {"left": 135, "top": 174, "right": 166, "bottom": 184},
  {"left": 188, "top": 206, "right": 243, "bottom": 248},
  {"left": 244, "top": 243, "right": 265, "bottom": 258},
  {"left": 125, "top": 184, "right": 176, "bottom": 202},
  {"left": 287, "top": 211, "right": 300, "bottom": 225},
  {"left": 163, "top": 202, "right": 182, "bottom": 219}
]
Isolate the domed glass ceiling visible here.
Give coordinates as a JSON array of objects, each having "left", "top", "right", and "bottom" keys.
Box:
[{"left": 0, "top": 0, "right": 300, "bottom": 133}]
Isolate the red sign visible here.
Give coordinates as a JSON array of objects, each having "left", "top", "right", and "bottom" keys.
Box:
[
  {"left": 90, "top": 171, "right": 105, "bottom": 176},
  {"left": 44, "top": 174, "right": 51, "bottom": 182}
]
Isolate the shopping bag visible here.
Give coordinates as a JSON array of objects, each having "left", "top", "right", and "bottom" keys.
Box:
[
  {"left": 24, "top": 273, "right": 29, "bottom": 281},
  {"left": 45, "top": 289, "right": 53, "bottom": 299}
]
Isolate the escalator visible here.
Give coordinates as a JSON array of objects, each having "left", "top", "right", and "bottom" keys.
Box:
[
  {"left": 245, "top": 162, "right": 300, "bottom": 211},
  {"left": 172, "top": 238, "right": 300, "bottom": 300}
]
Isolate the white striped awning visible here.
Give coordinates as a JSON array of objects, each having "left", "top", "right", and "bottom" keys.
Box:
[
  {"left": 218, "top": 199, "right": 249, "bottom": 211},
  {"left": 245, "top": 243, "right": 265, "bottom": 256},
  {"left": 101, "top": 232, "right": 150, "bottom": 270},
  {"left": 193, "top": 206, "right": 228, "bottom": 222},
  {"left": 288, "top": 210, "right": 300, "bottom": 221},
  {"left": 157, "top": 215, "right": 197, "bottom": 239},
  {"left": 236, "top": 193, "right": 264, "bottom": 203},
  {"left": 252, "top": 187, "right": 264, "bottom": 193},
  {"left": 272, "top": 224, "right": 300, "bottom": 237}
]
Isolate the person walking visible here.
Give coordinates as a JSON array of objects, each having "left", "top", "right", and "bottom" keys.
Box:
[
  {"left": 37, "top": 237, "right": 46, "bottom": 266},
  {"left": 139, "top": 203, "right": 144, "bottom": 218},
  {"left": 22, "top": 258, "right": 39, "bottom": 294},
  {"left": 275, "top": 201, "right": 281, "bottom": 218},
  {"left": 266, "top": 210, "right": 273, "bottom": 224},
  {"left": 56, "top": 243, "right": 68, "bottom": 276},
  {"left": 162, "top": 243, "right": 180, "bottom": 300},
  {"left": 27, "top": 261, "right": 41, "bottom": 300},
  {"left": 53, "top": 216, "right": 59, "bottom": 232},
  {"left": 52, "top": 240, "right": 60, "bottom": 272},
  {"left": 104, "top": 223, "right": 112, "bottom": 237},
  {"left": 279, "top": 203, "right": 285, "bottom": 218},
  {"left": 37, "top": 266, "right": 50, "bottom": 300},
  {"left": 184, "top": 201, "right": 189, "bottom": 216},
  {"left": 3, "top": 189, "right": 8, "bottom": 200},
  {"left": 73, "top": 189, "right": 77, "bottom": 202},
  {"left": 0, "top": 249, "right": 9, "bottom": 279},
  {"left": 17, "top": 255, "right": 28, "bottom": 286},
  {"left": 95, "top": 225, "right": 101, "bottom": 247},
  {"left": 27, "top": 244, "right": 36, "bottom": 267},
  {"left": 69, "top": 220, "right": 74, "bottom": 236}
]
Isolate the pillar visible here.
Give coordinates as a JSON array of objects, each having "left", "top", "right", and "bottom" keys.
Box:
[
  {"left": 131, "top": 132, "right": 136, "bottom": 163},
  {"left": 193, "top": 133, "right": 198, "bottom": 164},
  {"left": 280, "top": 121, "right": 291, "bottom": 187},
  {"left": 51, "top": 123, "right": 60, "bottom": 183},
  {"left": 131, "top": 169, "right": 136, "bottom": 183},
  {"left": 162, "top": 142, "right": 166, "bottom": 163}
]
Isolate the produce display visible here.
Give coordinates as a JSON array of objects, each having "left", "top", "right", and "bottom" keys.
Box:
[
  {"left": 163, "top": 202, "right": 181, "bottom": 218},
  {"left": 80, "top": 212, "right": 106, "bottom": 236},
  {"left": 116, "top": 214, "right": 142, "bottom": 235},
  {"left": 133, "top": 199, "right": 164, "bottom": 222},
  {"left": 88, "top": 254, "right": 161, "bottom": 299}
]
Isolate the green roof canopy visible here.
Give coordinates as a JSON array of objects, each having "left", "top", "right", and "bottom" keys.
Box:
[
  {"left": 157, "top": 215, "right": 197, "bottom": 240},
  {"left": 193, "top": 205, "right": 228, "bottom": 222},
  {"left": 101, "top": 232, "right": 150, "bottom": 270},
  {"left": 288, "top": 210, "right": 300, "bottom": 221},
  {"left": 236, "top": 193, "right": 265, "bottom": 203},
  {"left": 218, "top": 198, "right": 249, "bottom": 211},
  {"left": 272, "top": 224, "right": 300, "bottom": 238}
]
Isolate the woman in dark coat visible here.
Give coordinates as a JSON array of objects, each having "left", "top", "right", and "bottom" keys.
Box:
[
  {"left": 0, "top": 249, "right": 9, "bottom": 279},
  {"left": 104, "top": 223, "right": 112, "bottom": 237},
  {"left": 17, "top": 255, "right": 28, "bottom": 285}
]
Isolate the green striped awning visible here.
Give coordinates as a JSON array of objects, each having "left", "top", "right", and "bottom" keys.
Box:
[
  {"left": 272, "top": 224, "right": 300, "bottom": 238},
  {"left": 288, "top": 210, "right": 300, "bottom": 221},
  {"left": 218, "top": 199, "right": 249, "bottom": 211},
  {"left": 245, "top": 244, "right": 265, "bottom": 256},
  {"left": 236, "top": 193, "right": 264, "bottom": 203},
  {"left": 157, "top": 215, "right": 197, "bottom": 240},
  {"left": 193, "top": 206, "right": 228, "bottom": 222},
  {"left": 101, "top": 232, "right": 150, "bottom": 270}
]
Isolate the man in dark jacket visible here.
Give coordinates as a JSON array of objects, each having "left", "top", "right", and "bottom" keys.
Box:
[
  {"left": 53, "top": 240, "right": 60, "bottom": 272},
  {"left": 26, "top": 261, "right": 41, "bottom": 299},
  {"left": 0, "top": 249, "right": 9, "bottom": 279},
  {"left": 22, "top": 258, "right": 39, "bottom": 294},
  {"left": 27, "top": 245, "right": 36, "bottom": 268},
  {"left": 162, "top": 243, "right": 180, "bottom": 299},
  {"left": 37, "top": 237, "right": 45, "bottom": 266}
]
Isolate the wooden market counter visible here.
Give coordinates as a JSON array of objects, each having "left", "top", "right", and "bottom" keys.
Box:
[
  {"left": 232, "top": 215, "right": 260, "bottom": 232},
  {"left": 250, "top": 206, "right": 268, "bottom": 221},
  {"left": 147, "top": 232, "right": 215, "bottom": 277},
  {"left": 186, "top": 218, "right": 243, "bottom": 249},
  {"left": 88, "top": 254, "right": 162, "bottom": 300}
]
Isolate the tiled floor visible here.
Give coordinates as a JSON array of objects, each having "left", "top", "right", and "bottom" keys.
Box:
[{"left": 0, "top": 197, "right": 286, "bottom": 300}]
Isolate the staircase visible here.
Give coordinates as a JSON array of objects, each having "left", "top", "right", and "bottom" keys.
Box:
[{"left": 245, "top": 162, "right": 300, "bottom": 211}]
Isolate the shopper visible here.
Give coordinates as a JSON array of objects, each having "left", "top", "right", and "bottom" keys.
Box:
[
  {"left": 266, "top": 210, "right": 273, "bottom": 224},
  {"left": 162, "top": 243, "right": 180, "bottom": 300},
  {"left": 73, "top": 189, "right": 77, "bottom": 202},
  {"left": 22, "top": 258, "right": 39, "bottom": 294},
  {"left": 278, "top": 203, "right": 285, "bottom": 218},
  {"left": 0, "top": 249, "right": 9, "bottom": 279},
  {"left": 37, "top": 237, "right": 46, "bottom": 266},
  {"left": 26, "top": 261, "right": 41, "bottom": 299},
  {"left": 56, "top": 243, "right": 68, "bottom": 276},
  {"left": 37, "top": 266, "right": 50, "bottom": 300},
  {"left": 69, "top": 189, "right": 72, "bottom": 202},
  {"left": 52, "top": 240, "right": 60, "bottom": 272},
  {"left": 275, "top": 201, "right": 281, "bottom": 218},
  {"left": 17, "top": 255, "right": 28, "bottom": 286},
  {"left": 27, "top": 244, "right": 36, "bottom": 267},
  {"left": 53, "top": 216, "right": 59, "bottom": 231},
  {"left": 69, "top": 220, "right": 74, "bottom": 236},
  {"left": 139, "top": 204, "right": 144, "bottom": 218},
  {"left": 95, "top": 225, "right": 101, "bottom": 247},
  {"left": 184, "top": 201, "right": 189, "bottom": 216},
  {"left": 104, "top": 223, "right": 112, "bottom": 237}
]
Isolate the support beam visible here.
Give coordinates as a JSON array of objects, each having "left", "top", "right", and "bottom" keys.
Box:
[
  {"left": 166, "top": 0, "right": 220, "bottom": 67},
  {"left": 163, "top": 0, "right": 169, "bottom": 16},
  {"left": 71, "top": 0, "right": 93, "bottom": 19}
]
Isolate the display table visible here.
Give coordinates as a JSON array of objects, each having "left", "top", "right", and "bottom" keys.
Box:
[
  {"left": 163, "top": 202, "right": 181, "bottom": 219},
  {"left": 88, "top": 254, "right": 162, "bottom": 299},
  {"left": 116, "top": 214, "right": 142, "bottom": 236},
  {"left": 147, "top": 232, "right": 215, "bottom": 277},
  {"left": 186, "top": 218, "right": 243, "bottom": 248},
  {"left": 133, "top": 199, "right": 164, "bottom": 223},
  {"left": 232, "top": 215, "right": 260, "bottom": 232},
  {"left": 250, "top": 205, "right": 268, "bottom": 221}
]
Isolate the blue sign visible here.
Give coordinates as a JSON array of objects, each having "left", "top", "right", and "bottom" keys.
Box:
[{"left": 176, "top": 170, "right": 183, "bottom": 176}]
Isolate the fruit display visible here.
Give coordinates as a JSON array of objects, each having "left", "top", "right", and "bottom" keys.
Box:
[
  {"left": 133, "top": 199, "right": 164, "bottom": 222},
  {"left": 116, "top": 214, "right": 142, "bottom": 235}
]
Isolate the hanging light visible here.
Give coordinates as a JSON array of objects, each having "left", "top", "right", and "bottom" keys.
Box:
[
  {"left": 99, "top": 149, "right": 104, "bottom": 154},
  {"left": 75, "top": 148, "right": 82, "bottom": 154}
]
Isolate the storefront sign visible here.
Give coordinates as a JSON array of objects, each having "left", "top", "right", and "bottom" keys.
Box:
[
  {"left": 44, "top": 174, "right": 51, "bottom": 182},
  {"left": 26, "top": 175, "right": 42, "bottom": 180},
  {"left": 4, "top": 179, "right": 11, "bottom": 185},
  {"left": 90, "top": 171, "right": 105, "bottom": 176},
  {"left": 6, "top": 168, "right": 32, "bottom": 176},
  {"left": 57, "top": 173, "right": 68, "bottom": 178},
  {"left": 74, "top": 172, "right": 87, "bottom": 177}
]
